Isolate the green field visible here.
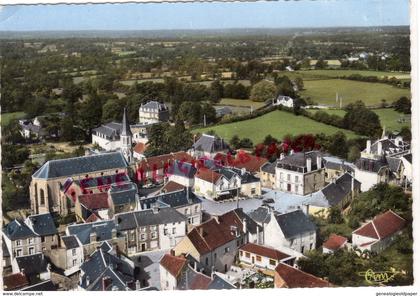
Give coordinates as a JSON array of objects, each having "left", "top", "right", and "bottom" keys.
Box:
[
  {"left": 307, "top": 108, "right": 411, "bottom": 132},
  {"left": 1, "top": 112, "right": 26, "bottom": 127},
  {"left": 194, "top": 110, "right": 357, "bottom": 144},
  {"left": 296, "top": 69, "right": 411, "bottom": 80},
  {"left": 301, "top": 79, "right": 411, "bottom": 106}
]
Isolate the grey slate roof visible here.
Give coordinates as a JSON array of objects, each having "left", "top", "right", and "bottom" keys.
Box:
[
  {"left": 193, "top": 134, "right": 230, "bottom": 153},
  {"left": 230, "top": 167, "right": 260, "bottom": 184},
  {"left": 319, "top": 173, "right": 361, "bottom": 207},
  {"left": 322, "top": 156, "right": 355, "bottom": 172},
  {"left": 3, "top": 220, "right": 37, "bottom": 241},
  {"left": 386, "top": 156, "right": 402, "bottom": 173},
  {"left": 370, "top": 138, "right": 399, "bottom": 155},
  {"left": 215, "top": 106, "right": 233, "bottom": 117},
  {"left": 26, "top": 213, "right": 58, "bottom": 236},
  {"left": 275, "top": 210, "right": 316, "bottom": 239},
  {"left": 16, "top": 254, "right": 48, "bottom": 276},
  {"left": 92, "top": 122, "right": 123, "bottom": 139},
  {"left": 231, "top": 208, "right": 262, "bottom": 235},
  {"left": 208, "top": 274, "right": 236, "bottom": 289},
  {"left": 140, "top": 100, "right": 168, "bottom": 111},
  {"left": 115, "top": 207, "right": 186, "bottom": 231},
  {"left": 140, "top": 188, "right": 201, "bottom": 210},
  {"left": 80, "top": 244, "right": 134, "bottom": 291},
  {"left": 261, "top": 162, "right": 276, "bottom": 175},
  {"left": 67, "top": 220, "right": 117, "bottom": 245},
  {"left": 109, "top": 182, "right": 138, "bottom": 206},
  {"left": 277, "top": 151, "right": 323, "bottom": 173},
  {"left": 403, "top": 153, "right": 412, "bottom": 164},
  {"left": 248, "top": 206, "right": 273, "bottom": 225},
  {"left": 355, "top": 157, "right": 388, "bottom": 173},
  {"left": 32, "top": 151, "right": 128, "bottom": 179},
  {"left": 170, "top": 160, "right": 197, "bottom": 178},
  {"left": 61, "top": 235, "right": 80, "bottom": 250}
]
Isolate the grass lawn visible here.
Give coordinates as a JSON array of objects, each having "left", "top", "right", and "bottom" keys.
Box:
[
  {"left": 307, "top": 108, "right": 411, "bottom": 132},
  {"left": 217, "top": 98, "right": 265, "bottom": 109},
  {"left": 300, "top": 79, "right": 411, "bottom": 106},
  {"left": 1, "top": 111, "right": 26, "bottom": 127},
  {"left": 194, "top": 110, "right": 357, "bottom": 144}
]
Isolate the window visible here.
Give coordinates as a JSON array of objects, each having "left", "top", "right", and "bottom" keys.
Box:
[
  {"left": 295, "top": 176, "right": 299, "bottom": 183},
  {"left": 166, "top": 281, "right": 169, "bottom": 288},
  {"left": 301, "top": 246, "right": 305, "bottom": 253},
  {"left": 269, "top": 259, "right": 276, "bottom": 266},
  {"left": 184, "top": 208, "right": 189, "bottom": 215},
  {"left": 164, "top": 229, "right": 168, "bottom": 235},
  {"left": 240, "top": 251, "right": 243, "bottom": 256},
  {"left": 140, "top": 227, "right": 147, "bottom": 232},
  {"left": 195, "top": 205, "right": 199, "bottom": 213},
  {"left": 205, "top": 257, "right": 209, "bottom": 265},
  {"left": 294, "top": 185, "right": 299, "bottom": 193},
  {"left": 287, "top": 174, "right": 291, "bottom": 181},
  {"left": 16, "top": 240, "right": 21, "bottom": 246},
  {"left": 150, "top": 225, "right": 157, "bottom": 231},
  {"left": 280, "top": 173, "right": 283, "bottom": 180},
  {"left": 251, "top": 188, "right": 256, "bottom": 195},
  {"left": 140, "top": 234, "right": 146, "bottom": 241},
  {"left": 29, "top": 247, "right": 34, "bottom": 255},
  {"left": 310, "top": 243, "right": 313, "bottom": 250},
  {"left": 72, "top": 249, "right": 77, "bottom": 256},
  {"left": 41, "top": 237, "right": 45, "bottom": 243},
  {"left": 256, "top": 256, "right": 262, "bottom": 262},
  {"left": 151, "top": 232, "right": 157, "bottom": 239},
  {"left": 172, "top": 228, "right": 176, "bottom": 235},
  {"left": 16, "top": 249, "right": 22, "bottom": 257},
  {"left": 28, "top": 238, "right": 34, "bottom": 244},
  {"left": 40, "top": 189, "right": 45, "bottom": 205},
  {"left": 224, "top": 247, "right": 229, "bottom": 253},
  {"left": 214, "top": 253, "right": 217, "bottom": 260},
  {"left": 245, "top": 252, "right": 250, "bottom": 258}
]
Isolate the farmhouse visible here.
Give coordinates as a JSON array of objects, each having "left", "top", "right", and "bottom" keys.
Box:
[{"left": 352, "top": 210, "right": 406, "bottom": 253}]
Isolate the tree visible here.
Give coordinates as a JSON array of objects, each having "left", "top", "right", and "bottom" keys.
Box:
[
  {"left": 230, "top": 135, "right": 241, "bottom": 149},
  {"left": 102, "top": 99, "right": 124, "bottom": 122},
  {"left": 24, "top": 96, "right": 47, "bottom": 118},
  {"left": 343, "top": 101, "right": 382, "bottom": 137},
  {"left": 209, "top": 80, "right": 224, "bottom": 103},
  {"left": 327, "top": 132, "right": 348, "bottom": 158},
  {"left": 347, "top": 145, "right": 361, "bottom": 162},
  {"left": 239, "top": 138, "right": 254, "bottom": 148},
  {"left": 250, "top": 80, "right": 277, "bottom": 102},
  {"left": 315, "top": 59, "right": 328, "bottom": 69},
  {"left": 294, "top": 77, "right": 304, "bottom": 91},
  {"left": 202, "top": 103, "right": 217, "bottom": 125},
  {"left": 393, "top": 96, "right": 411, "bottom": 114},
  {"left": 399, "top": 126, "right": 411, "bottom": 142},
  {"left": 328, "top": 206, "right": 344, "bottom": 224}
]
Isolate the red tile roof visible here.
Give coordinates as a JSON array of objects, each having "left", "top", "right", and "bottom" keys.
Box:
[
  {"left": 353, "top": 210, "right": 406, "bottom": 240},
  {"left": 85, "top": 213, "right": 101, "bottom": 223},
  {"left": 188, "top": 272, "right": 212, "bottom": 290},
  {"left": 160, "top": 254, "right": 187, "bottom": 278},
  {"left": 188, "top": 210, "right": 244, "bottom": 255},
  {"left": 137, "top": 151, "right": 193, "bottom": 172},
  {"left": 195, "top": 167, "right": 222, "bottom": 184},
  {"left": 3, "top": 273, "right": 29, "bottom": 291},
  {"left": 275, "top": 263, "right": 332, "bottom": 288},
  {"left": 214, "top": 151, "right": 268, "bottom": 173},
  {"left": 160, "top": 181, "right": 186, "bottom": 194},
  {"left": 240, "top": 243, "right": 290, "bottom": 261},
  {"left": 323, "top": 234, "right": 348, "bottom": 251},
  {"left": 78, "top": 192, "right": 109, "bottom": 210},
  {"left": 133, "top": 142, "right": 148, "bottom": 155}
]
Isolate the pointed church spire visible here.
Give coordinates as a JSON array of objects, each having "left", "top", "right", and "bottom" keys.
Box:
[{"left": 121, "top": 107, "right": 132, "bottom": 137}]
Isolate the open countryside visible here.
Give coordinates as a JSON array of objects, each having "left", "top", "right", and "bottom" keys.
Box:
[{"left": 195, "top": 110, "right": 358, "bottom": 144}]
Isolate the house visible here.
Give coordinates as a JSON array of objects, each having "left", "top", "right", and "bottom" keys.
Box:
[
  {"left": 159, "top": 253, "right": 236, "bottom": 290},
  {"left": 75, "top": 192, "right": 110, "bottom": 222},
  {"left": 194, "top": 167, "right": 241, "bottom": 200},
  {"left": 352, "top": 210, "right": 406, "bottom": 253},
  {"left": 114, "top": 207, "right": 187, "bottom": 255},
  {"left": 238, "top": 243, "right": 295, "bottom": 270},
  {"left": 231, "top": 167, "right": 262, "bottom": 197},
  {"left": 25, "top": 213, "right": 59, "bottom": 253},
  {"left": 18, "top": 113, "right": 64, "bottom": 140},
  {"left": 273, "top": 95, "right": 295, "bottom": 108},
  {"left": 322, "top": 156, "right": 355, "bottom": 183},
  {"left": 107, "top": 182, "right": 140, "bottom": 217},
  {"left": 264, "top": 209, "right": 317, "bottom": 254},
  {"left": 354, "top": 157, "right": 389, "bottom": 192},
  {"left": 167, "top": 160, "right": 197, "bottom": 187},
  {"left": 30, "top": 151, "right": 129, "bottom": 215},
  {"left": 49, "top": 235, "right": 84, "bottom": 276},
  {"left": 140, "top": 188, "right": 202, "bottom": 228},
  {"left": 159, "top": 181, "right": 186, "bottom": 194},
  {"left": 15, "top": 253, "right": 51, "bottom": 284},
  {"left": 135, "top": 151, "right": 193, "bottom": 185},
  {"left": 215, "top": 106, "right": 233, "bottom": 118},
  {"left": 138, "top": 100, "right": 170, "bottom": 124},
  {"left": 400, "top": 153, "right": 412, "bottom": 184},
  {"left": 173, "top": 209, "right": 250, "bottom": 275},
  {"left": 133, "top": 142, "right": 148, "bottom": 160},
  {"left": 78, "top": 242, "right": 136, "bottom": 291},
  {"left": 190, "top": 134, "right": 231, "bottom": 158},
  {"left": 322, "top": 234, "right": 348, "bottom": 254},
  {"left": 2, "top": 219, "right": 42, "bottom": 261},
  {"left": 274, "top": 263, "right": 332, "bottom": 288},
  {"left": 306, "top": 172, "right": 361, "bottom": 218},
  {"left": 66, "top": 219, "right": 126, "bottom": 257},
  {"left": 275, "top": 151, "right": 325, "bottom": 195},
  {"left": 215, "top": 151, "right": 268, "bottom": 176},
  {"left": 2, "top": 272, "right": 30, "bottom": 291},
  {"left": 260, "top": 161, "right": 276, "bottom": 188},
  {"left": 2, "top": 240, "right": 12, "bottom": 275}
]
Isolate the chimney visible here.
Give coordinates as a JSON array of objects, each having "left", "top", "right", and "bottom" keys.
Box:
[
  {"left": 377, "top": 141, "right": 383, "bottom": 156},
  {"left": 194, "top": 260, "right": 198, "bottom": 271},
  {"left": 280, "top": 153, "right": 285, "bottom": 160},
  {"left": 316, "top": 155, "right": 322, "bottom": 170},
  {"left": 211, "top": 266, "right": 215, "bottom": 280},
  {"left": 90, "top": 232, "right": 97, "bottom": 243},
  {"left": 199, "top": 227, "right": 204, "bottom": 237},
  {"left": 135, "top": 280, "right": 141, "bottom": 291},
  {"left": 86, "top": 276, "right": 90, "bottom": 287},
  {"left": 366, "top": 140, "right": 371, "bottom": 154},
  {"left": 242, "top": 218, "right": 247, "bottom": 234},
  {"left": 152, "top": 204, "right": 159, "bottom": 214},
  {"left": 170, "top": 249, "right": 175, "bottom": 256},
  {"left": 306, "top": 157, "right": 312, "bottom": 173}
]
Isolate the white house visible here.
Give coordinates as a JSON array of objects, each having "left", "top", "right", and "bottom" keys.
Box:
[
  {"left": 264, "top": 209, "right": 317, "bottom": 254},
  {"left": 138, "top": 100, "right": 170, "bottom": 124},
  {"left": 352, "top": 210, "right": 405, "bottom": 253},
  {"left": 275, "top": 151, "right": 325, "bottom": 195},
  {"left": 167, "top": 160, "right": 197, "bottom": 187},
  {"left": 272, "top": 95, "right": 295, "bottom": 108},
  {"left": 194, "top": 167, "right": 241, "bottom": 200},
  {"left": 238, "top": 243, "right": 295, "bottom": 270},
  {"left": 59, "top": 235, "right": 84, "bottom": 276},
  {"left": 159, "top": 253, "right": 187, "bottom": 290}
]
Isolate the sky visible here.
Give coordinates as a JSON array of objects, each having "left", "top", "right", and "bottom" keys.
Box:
[{"left": 0, "top": 0, "right": 410, "bottom": 31}]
